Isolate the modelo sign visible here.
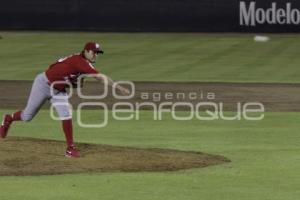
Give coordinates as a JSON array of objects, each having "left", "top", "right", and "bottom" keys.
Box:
[{"left": 240, "top": 1, "right": 300, "bottom": 26}]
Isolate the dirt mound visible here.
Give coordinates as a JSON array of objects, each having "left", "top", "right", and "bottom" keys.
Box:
[{"left": 0, "top": 137, "right": 229, "bottom": 176}]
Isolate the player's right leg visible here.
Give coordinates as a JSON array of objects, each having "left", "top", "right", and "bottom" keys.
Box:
[
  {"left": 0, "top": 73, "right": 50, "bottom": 138},
  {"left": 0, "top": 111, "right": 22, "bottom": 138}
]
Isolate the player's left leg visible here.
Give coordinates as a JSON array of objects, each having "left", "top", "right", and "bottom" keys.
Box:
[{"left": 50, "top": 92, "right": 80, "bottom": 158}]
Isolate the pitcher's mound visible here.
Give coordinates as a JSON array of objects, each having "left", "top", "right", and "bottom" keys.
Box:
[{"left": 0, "top": 137, "right": 230, "bottom": 176}]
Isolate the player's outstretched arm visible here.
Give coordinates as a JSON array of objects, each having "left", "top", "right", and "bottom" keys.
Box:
[{"left": 94, "top": 73, "right": 130, "bottom": 95}]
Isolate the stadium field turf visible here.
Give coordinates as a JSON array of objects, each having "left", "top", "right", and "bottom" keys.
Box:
[{"left": 0, "top": 110, "right": 299, "bottom": 200}]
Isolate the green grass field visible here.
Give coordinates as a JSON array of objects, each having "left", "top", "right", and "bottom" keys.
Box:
[
  {"left": 1, "top": 32, "right": 300, "bottom": 83},
  {"left": 0, "top": 110, "right": 300, "bottom": 200},
  {"left": 1, "top": 32, "right": 300, "bottom": 200}
]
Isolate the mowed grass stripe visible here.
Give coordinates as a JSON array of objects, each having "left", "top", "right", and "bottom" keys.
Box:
[{"left": 1, "top": 32, "right": 300, "bottom": 82}]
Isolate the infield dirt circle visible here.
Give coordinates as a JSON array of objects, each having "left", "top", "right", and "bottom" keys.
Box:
[{"left": 0, "top": 137, "right": 230, "bottom": 176}]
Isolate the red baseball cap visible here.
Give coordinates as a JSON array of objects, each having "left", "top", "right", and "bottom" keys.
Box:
[{"left": 84, "top": 42, "right": 104, "bottom": 54}]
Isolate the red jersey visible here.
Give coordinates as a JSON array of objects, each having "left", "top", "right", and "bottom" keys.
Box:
[{"left": 45, "top": 53, "right": 99, "bottom": 91}]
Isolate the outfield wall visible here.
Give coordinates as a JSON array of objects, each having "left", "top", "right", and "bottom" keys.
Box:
[{"left": 1, "top": 0, "right": 300, "bottom": 32}]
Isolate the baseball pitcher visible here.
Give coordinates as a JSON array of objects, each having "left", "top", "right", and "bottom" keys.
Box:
[{"left": 0, "top": 42, "right": 129, "bottom": 158}]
